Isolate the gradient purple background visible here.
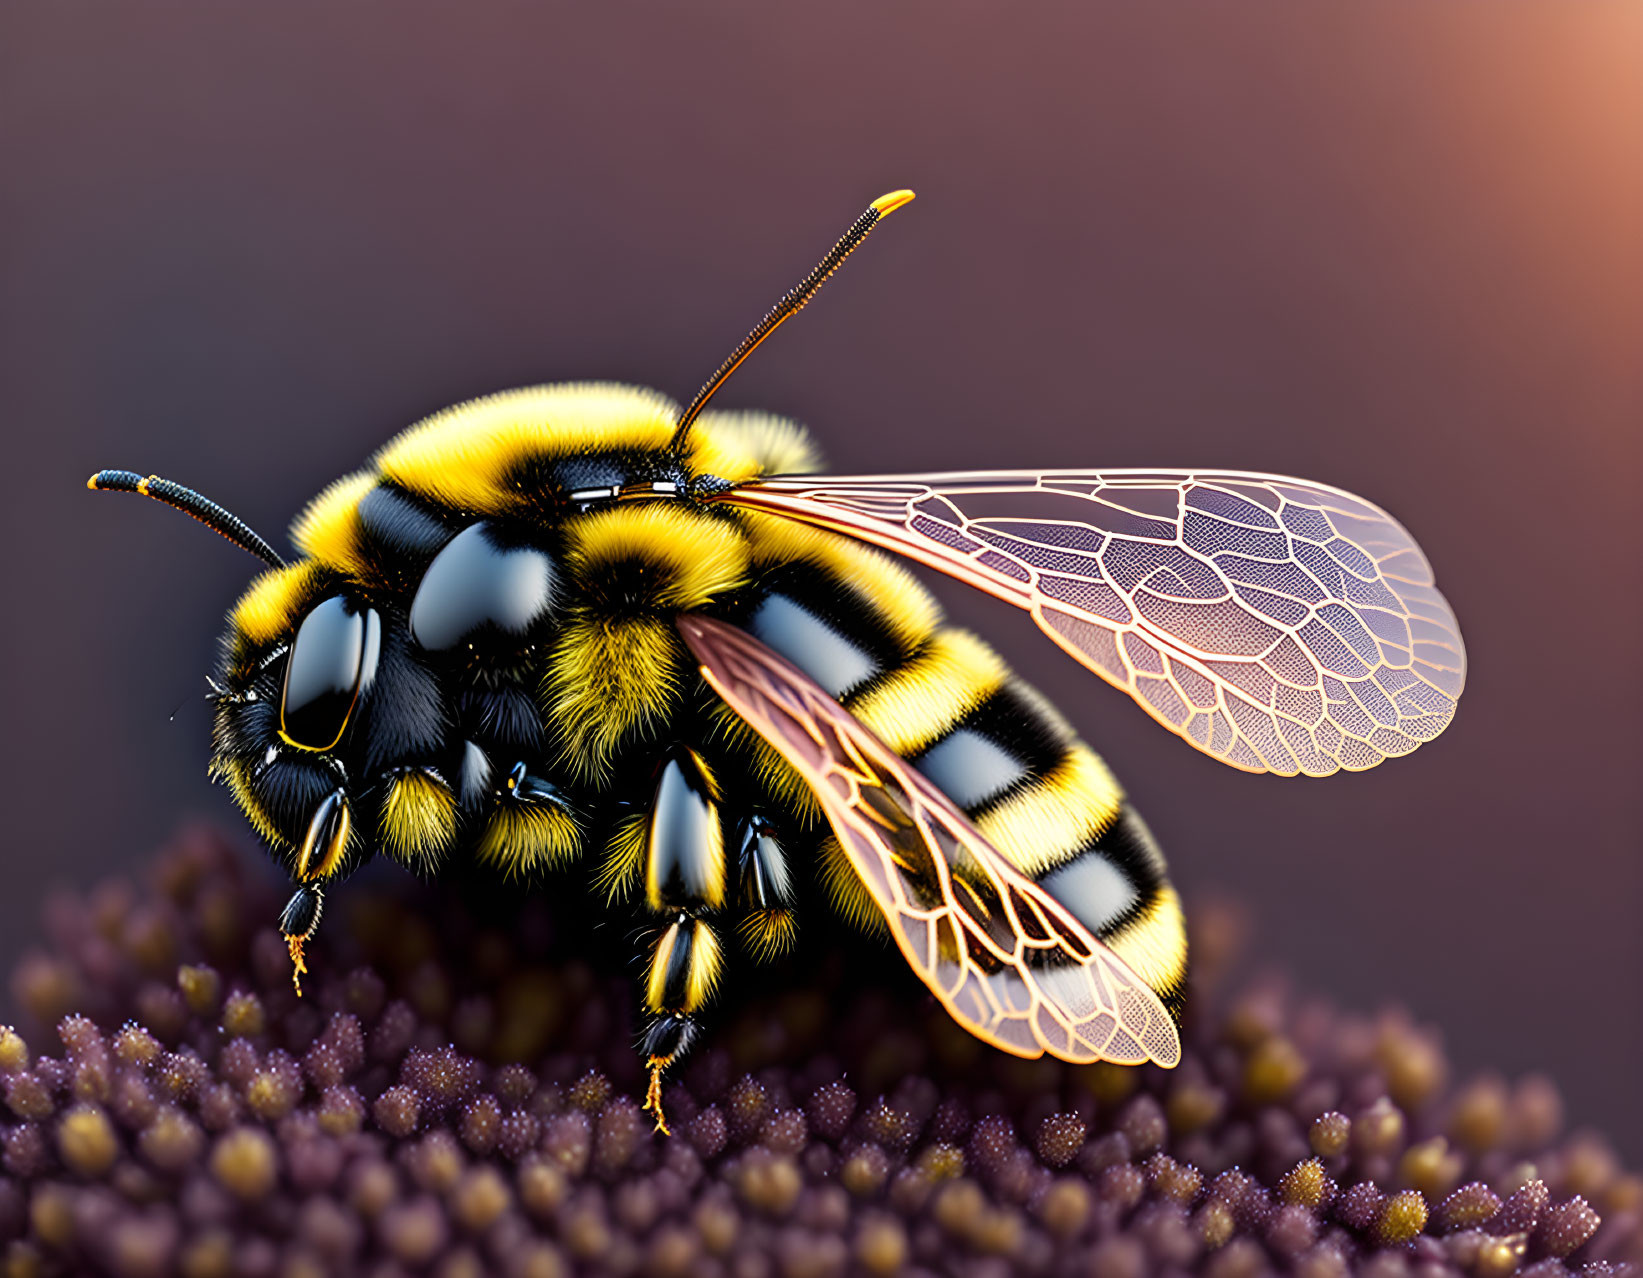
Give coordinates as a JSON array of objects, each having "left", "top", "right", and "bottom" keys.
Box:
[{"left": 4, "top": 6, "right": 1639, "bottom": 1154}]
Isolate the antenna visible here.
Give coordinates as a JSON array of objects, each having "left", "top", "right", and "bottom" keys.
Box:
[
  {"left": 669, "top": 189, "right": 915, "bottom": 455},
  {"left": 88, "top": 469, "right": 286, "bottom": 568}
]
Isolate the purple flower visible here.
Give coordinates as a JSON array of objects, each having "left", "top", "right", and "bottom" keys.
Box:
[{"left": 1, "top": 825, "right": 1637, "bottom": 1277}]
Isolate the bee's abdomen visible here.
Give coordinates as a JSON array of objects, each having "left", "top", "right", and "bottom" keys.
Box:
[
  {"left": 876, "top": 639, "right": 1188, "bottom": 1014},
  {"left": 737, "top": 520, "right": 1188, "bottom": 1013}
]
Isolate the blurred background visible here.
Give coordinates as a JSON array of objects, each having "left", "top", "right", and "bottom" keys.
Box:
[{"left": 3, "top": 5, "right": 1639, "bottom": 1155}]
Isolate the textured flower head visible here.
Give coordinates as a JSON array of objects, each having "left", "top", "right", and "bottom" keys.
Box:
[{"left": 1, "top": 826, "right": 1638, "bottom": 1277}]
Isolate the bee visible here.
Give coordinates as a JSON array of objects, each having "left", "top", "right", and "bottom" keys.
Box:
[{"left": 90, "top": 190, "right": 1466, "bottom": 1131}]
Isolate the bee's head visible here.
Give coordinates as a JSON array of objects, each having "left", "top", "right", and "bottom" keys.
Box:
[
  {"left": 209, "top": 510, "right": 566, "bottom": 878},
  {"left": 208, "top": 565, "right": 385, "bottom": 881}
]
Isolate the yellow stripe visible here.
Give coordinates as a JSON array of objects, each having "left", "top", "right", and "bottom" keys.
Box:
[
  {"left": 645, "top": 923, "right": 681, "bottom": 1013},
  {"left": 221, "top": 758, "right": 284, "bottom": 849},
  {"left": 743, "top": 511, "right": 939, "bottom": 655},
  {"left": 818, "top": 836, "right": 886, "bottom": 936},
  {"left": 290, "top": 471, "right": 377, "bottom": 577},
  {"left": 596, "top": 812, "right": 648, "bottom": 905},
  {"left": 685, "top": 749, "right": 721, "bottom": 802},
  {"left": 230, "top": 560, "right": 328, "bottom": 648},
  {"left": 974, "top": 747, "right": 1125, "bottom": 877},
  {"left": 378, "top": 771, "right": 457, "bottom": 868},
  {"left": 691, "top": 409, "right": 821, "bottom": 479},
  {"left": 544, "top": 613, "right": 680, "bottom": 779},
  {"left": 561, "top": 504, "right": 748, "bottom": 610},
  {"left": 374, "top": 384, "right": 682, "bottom": 515},
  {"left": 475, "top": 802, "right": 580, "bottom": 875},
  {"left": 684, "top": 921, "right": 722, "bottom": 1012},
  {"left": 740, "top": 910, "right": 797, "bottom": 960},
  {"left": 1104, "top": 885, "right": 1188, "bottom": 1003},
  {"left": 851, "top": 631, "right": 1008, "bottom": 755}
]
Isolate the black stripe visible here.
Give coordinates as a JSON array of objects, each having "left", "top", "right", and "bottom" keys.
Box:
[
  {"left": 358, "top": 617, "right": 449, "bottom": 776},
  {"left": 658, "top": 923, "right": 696, "bottom": 1010},
  {"left": 743, "top": 563, "right": 910, "bottom": 699},
  {"left": 249, "top": 755, "right": 343, "bottom": 845},
  {"left": 459, "top": 685, "right": 546, "bottom": 755},
  {"left": 909, "top": 681, "right": 1072, "bottom": 815},
  {"left": 357, "top": 483, "right": 458, "bottom": 561},
  {"left": 1035, "top": 807, "right": 1167, "bottom": 941}
]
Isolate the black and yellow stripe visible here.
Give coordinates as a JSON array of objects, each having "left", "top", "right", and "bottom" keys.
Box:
[
  {"left": 733, "top": 516, "right": 1189, "bottom": 1016},
  {"left": 645, "top": 919, "right": 721, "bottom": 1015}
]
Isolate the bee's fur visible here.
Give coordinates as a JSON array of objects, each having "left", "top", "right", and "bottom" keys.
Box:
[{"left": 210, "top": 383, "right": 1187, "bottom": 1069}]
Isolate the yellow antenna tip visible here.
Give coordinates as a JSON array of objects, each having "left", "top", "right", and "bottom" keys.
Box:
[{"left": 871, "top": 189, "right": 916, "bottom": 215}]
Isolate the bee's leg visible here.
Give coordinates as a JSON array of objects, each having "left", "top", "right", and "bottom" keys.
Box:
[
  {"left": 640, "top": 823, "right": 798, "bottom": 1120},
  {"left": 734, "top": 816, "right": 798, "bottom": 960},
  {"left": 636, "top": 748, "right": 729, "bottom": 1134},
  {"left": 638, "top": 916, "right": 723, "bottom": 1134},
  {"left": 278, "top": 883, "right": 325, "bottom": 995},
  {"left": 280, "top": 788, "right": 353, "bottom": 996}
]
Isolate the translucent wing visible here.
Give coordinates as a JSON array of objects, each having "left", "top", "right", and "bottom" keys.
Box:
[
  {"left": 677, "top": 613, "right": 1181, "bottom": 1068},
  {"left": 716, "top": 471, "right": 1465, "bottom": 776}
]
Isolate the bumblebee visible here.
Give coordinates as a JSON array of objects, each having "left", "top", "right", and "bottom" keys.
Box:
[{"left": 91, "top": 191, "right": 1466, "bottom": 1130}]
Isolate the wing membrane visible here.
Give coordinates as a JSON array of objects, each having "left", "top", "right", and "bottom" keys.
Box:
[
  {"left": 677, "top": 613, "right": 1180, "bottom": 1068},
  {"left": 717, "top": 471, "right": 1464, "bottom": 776}
]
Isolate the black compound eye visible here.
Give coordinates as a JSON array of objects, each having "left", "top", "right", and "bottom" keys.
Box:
[
  {"left": 279, "top": 596, "right": 382, "bottom": 751},
  {"left": 409, "top": 521, "right": 558, "bottom": 652}
]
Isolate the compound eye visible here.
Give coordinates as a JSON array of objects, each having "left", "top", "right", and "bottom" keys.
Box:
[
  {"left": 409, "top": 521, "right": 558, "bottom": 652},
  {"left": 279, "top": 596, "right": 382, "bottom": 751}
]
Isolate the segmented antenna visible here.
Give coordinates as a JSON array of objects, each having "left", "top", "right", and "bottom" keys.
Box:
[
  {"left": 87, "top": 469, "right": 286, "bottom": 568},
  {"left": 669, "top": 189, "right": 915, "bottom": 455}
]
